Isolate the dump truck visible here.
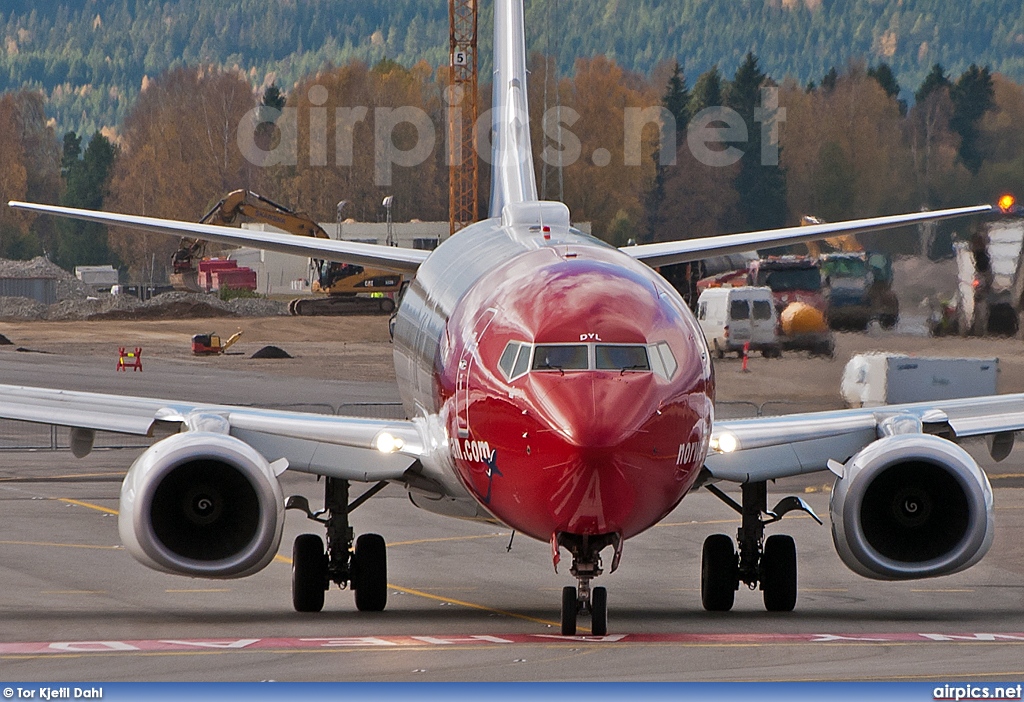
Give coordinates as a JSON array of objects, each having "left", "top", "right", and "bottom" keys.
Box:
[
  {"left": 819, "top": 251, "right": 900, "bottom": 330},
  {"left": 172, "top": 190, "right": 402, "bottom": 315},
  {"left": 747, "top": 255, "right": 834, "bottom": 356},
  {"left": 802, "top": 216, "right": 899, "bottom": 331}
]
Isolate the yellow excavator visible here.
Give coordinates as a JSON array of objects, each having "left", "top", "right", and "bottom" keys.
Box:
[{"left": 171, "top": 190, "right": 403, "bottom": 315}]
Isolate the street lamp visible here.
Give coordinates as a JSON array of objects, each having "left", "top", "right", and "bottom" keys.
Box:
[
  {"left": 382, "top": 195, "right": 395, "bottom": 246},
  {"left": 336, "top": 200, "right": 348, "bottom": 240}
]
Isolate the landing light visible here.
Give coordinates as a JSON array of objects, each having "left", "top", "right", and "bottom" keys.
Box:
[
  {"left": 376, "top": 432, "right": 404, "bottom": 454},
  {"left": 711, "top": 432, "right": 739, "bottom": 453}
]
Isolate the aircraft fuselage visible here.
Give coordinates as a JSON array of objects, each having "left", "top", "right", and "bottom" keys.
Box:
[{"left": 392, "top": 214, "right": 715, "bottom": 546}]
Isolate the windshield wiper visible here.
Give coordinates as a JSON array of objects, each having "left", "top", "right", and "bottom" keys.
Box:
[{"left": 535, "top": 363, "right": 565, "bottom": 375}]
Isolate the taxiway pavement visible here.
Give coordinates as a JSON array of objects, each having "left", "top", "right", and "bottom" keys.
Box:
[{"left": 1, "top": 338, "right": 1024, "bottom": 681}]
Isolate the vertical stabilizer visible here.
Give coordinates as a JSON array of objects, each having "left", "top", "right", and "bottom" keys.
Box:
[{"left": 489, "top": 0, "right": 539, "bottom": 217}]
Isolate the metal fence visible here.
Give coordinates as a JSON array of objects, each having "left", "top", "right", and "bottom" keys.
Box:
[
  {"left": 0, "top": 402, "right": 405, "bottom": 452},
  {"left": 715, "top": 400, "right": 842, "bottom": 419}
]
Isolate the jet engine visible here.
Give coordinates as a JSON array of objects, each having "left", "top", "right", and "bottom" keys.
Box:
[
  {"left": 830, "top": 433, "right": 994, "bottom": 580},
  {"left": 119, "top": 432, "right": 285, "bottom": 578}
]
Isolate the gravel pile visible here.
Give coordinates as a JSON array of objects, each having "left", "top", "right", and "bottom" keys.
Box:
[
  {"left": 0, "top": 257, "right": 288, "bottom": 320},
  {"left": 83, "top": 292, "right": 288, "bottom": 320},
  {"left": 0, "top": 256, "right": 91, "bottom": 301}
]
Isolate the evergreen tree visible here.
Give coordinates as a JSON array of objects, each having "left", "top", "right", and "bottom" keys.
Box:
[
  {"left": 950, "top": 64, "right": 995, "bottom": 174},
  {"left": 56, "top": 132, "right": 119, "bottom": 270},
  {"left": 662, "top": 61, "right": 690, "bottom": 133},
  {"left": 867, "top": 63, "right": 900, "bottom": 99},
  {"left": 647, "top": 60, "right": 691, "bottom": 241},
  {"left": 821, "top": 67, "right": 839, "bottom": 92},
  {"left": 726, "top": 52, "right": 787, "bottom": 231},
  {"left": 915, "top": 64, "right": 951, "bottom": 104},
  {"left": 262, "top": 83, "right": 286, "bottom": 111},
  {"left": 61, "top": 132, "right": 82, "bottom": 177},
  {"left": 688, "top": 65, "right": 723, "bottom": 115},
  {"left": 868, "top": 62, "right": 906, "bottom": 115}
]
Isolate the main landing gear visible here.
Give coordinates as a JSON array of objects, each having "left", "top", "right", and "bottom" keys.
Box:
[
  {"left": 557, "top": 533, "right": 619, "bottom": 636},
  {"left": 286, "top": 477, "right": 389, "bottom": 613},
  {"left": 701, "top": 481, "right": 820, "bottom": 612}
]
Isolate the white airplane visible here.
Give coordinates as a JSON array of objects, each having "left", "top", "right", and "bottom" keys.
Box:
[{"left": 6, "top": 0, "right": 1008, "bottom": 637}]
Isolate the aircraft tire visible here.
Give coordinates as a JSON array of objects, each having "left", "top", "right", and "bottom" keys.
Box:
[
  {"left": 353, "top": 533, "right": 388, "bottom": 612},
  {"left": 591, "top": 586, "right": 608, "bottom": 636},
  {"left": 560, "top": 586, "right": 578, "bottom": 636},
  {"left": 701, "top": 534, "right": 737, "bottom": 611},
  {"left": 292, "top": 534, "right": 328, "bottom": 613},
  {"left": 761, "top": 534, "right": 797, "bottom": 612}
]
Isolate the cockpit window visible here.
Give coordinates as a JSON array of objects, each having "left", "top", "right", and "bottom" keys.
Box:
[
  {"left": 498, "top": 342, "right": 520, "bottom": 378},
  {"left": 499, "top": 341, "right": 532, "bottom": 381},
  {"left": 532, "top": 344, "right": 588, "bottom": 371},
  {"left": 595, "top": 345, "right": 650, "bottom": 371},
  {"left": 511, "top": 343, "right": 531, "bottom": 379},
  {"left": 646, "top": 341, "right": 677, "bottom": 380},
  {"left": 497, "top": 340, "right": 678, "bottom": 381}
]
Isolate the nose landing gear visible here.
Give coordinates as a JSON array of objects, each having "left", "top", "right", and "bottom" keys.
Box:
[{"left": 556, "top": 533, "right": 619, "bottom": 636}]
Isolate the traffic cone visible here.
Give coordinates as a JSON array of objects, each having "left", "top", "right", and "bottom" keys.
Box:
[{"left": 742, "top": 341, "right": 750, "bottom": 372}]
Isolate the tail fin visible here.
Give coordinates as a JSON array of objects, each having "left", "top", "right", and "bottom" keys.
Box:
[{"left": 489, "top": 0, "right": 539, "bottom": 217}]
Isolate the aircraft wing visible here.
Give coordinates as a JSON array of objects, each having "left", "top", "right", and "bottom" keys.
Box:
[
  {"left": 7, "top": 201, "right": 429, "bottom": 275},
  {"left": 0, "top": 383, "right": 424, "bottom": 482},
  {"left": 705, "top": 393, "right": 1024, "bottom": 483},
  {"left": 623, "top": 205, "right": 992, "bottom": 268}
]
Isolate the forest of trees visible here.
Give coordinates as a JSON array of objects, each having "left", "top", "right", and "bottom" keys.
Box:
[
  {"left": 2, "top": 1, "right": 1024, "bottom": 137},
  {"left": 1, "top": 3, "right": 1023, "bottom": 279},
  {"left": 2, "top": 54, "right": 1023, "bottom": 279}
]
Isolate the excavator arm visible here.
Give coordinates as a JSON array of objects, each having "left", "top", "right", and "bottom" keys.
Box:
[{"left": 172, "top": 190, "right": 404, "bottom": 316}]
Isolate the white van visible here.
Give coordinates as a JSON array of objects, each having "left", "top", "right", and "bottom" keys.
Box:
[{"left": 696, "top": 287, "right": 781, "bottom": 358}]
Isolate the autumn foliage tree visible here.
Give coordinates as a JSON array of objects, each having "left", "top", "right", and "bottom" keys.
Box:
[
  {"left": 0, "top": 91, "right": 61, "bottom": 259},
  {"left": 780, "top": 65, "right": 913, "bottom": 225},
  {"left": 106, "top": 67, "right": 261, "bottom": 279},
  {"left": 264, "top": 59, "right": 447, "bottom": 225},
  {"left": 526, "top": 56, "right": 659, "bottom": 242}
]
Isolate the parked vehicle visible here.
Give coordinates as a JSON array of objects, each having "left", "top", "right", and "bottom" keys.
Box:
[{"left": 695, "top": 287, "right": 781, "bottom": 359}]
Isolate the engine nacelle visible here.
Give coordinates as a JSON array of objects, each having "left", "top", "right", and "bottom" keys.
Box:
[
  {"left": 830, "top": 433, "right": 994, "bottom": 580},
  {"left": 119, "top": 432, "right": 285, "bottom": 578}
]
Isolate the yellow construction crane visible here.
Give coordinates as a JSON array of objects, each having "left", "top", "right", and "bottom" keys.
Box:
[{"left": 449, "top": 0, "right": 479, "bottom": 235}]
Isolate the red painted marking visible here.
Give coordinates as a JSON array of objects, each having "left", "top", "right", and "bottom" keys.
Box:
[{"left": 4, "top": 632, "right": 1024, "bottom": 655}]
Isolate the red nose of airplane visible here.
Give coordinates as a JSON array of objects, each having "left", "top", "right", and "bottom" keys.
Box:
[{"left": 447, "top": 250, "right": 713, "bottom": 544}]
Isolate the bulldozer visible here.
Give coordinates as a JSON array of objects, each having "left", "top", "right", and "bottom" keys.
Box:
[{"left": 171, "top": 190, "right": 403, "bottom": 315}]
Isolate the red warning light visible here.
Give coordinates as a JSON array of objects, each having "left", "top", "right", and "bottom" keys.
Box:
[{"left": 998, "top": 194, "right": 1016, "bottom": 213}]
